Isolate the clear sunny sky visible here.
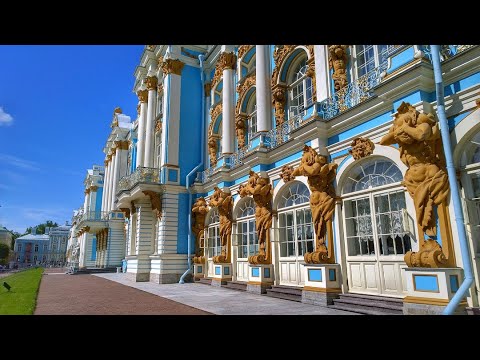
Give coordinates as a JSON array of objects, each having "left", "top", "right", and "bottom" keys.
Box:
[{"left": 0, "top": 45, "right": 144, "bottom": 233}]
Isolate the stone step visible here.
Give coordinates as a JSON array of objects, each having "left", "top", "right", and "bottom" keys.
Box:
[
  {"left": 329, "top": 303, "right": 401, "bottom": 315},
  {"left": 466, "top": 307, "right": 480, "bottom": 315},
  {"left": 266, "top": 285, "right": 303, "bottom": 296},
  {"left": 264, "top": 290, "right": 302, "bottom": 303},
  {"left": 224, "top": 281, "right": 247, "bottom": 292},
  {"left": 338, "top": 293, "right": 403, "bottom": 304},
  {"left": 333, "top": 298, "right": 404, "bottom": 312},
  {"left": 196, "top": 278, "right": 212, "bottom": 285},
  {"left": 76, "top": 267, "right": 117, "bottom": 274}
]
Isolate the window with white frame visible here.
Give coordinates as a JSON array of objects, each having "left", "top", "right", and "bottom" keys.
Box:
[
  {"left": 236, "top": 197, "right": 257, "bottom": 258},
  {"left": 342, "top": 158, "right": 412, "bottom": 257},
  {"left": 278, "top": 182, "right": 314, "bottom": 257},
  {"left": 206, "top": 209, "right": 221, "bottom": 258},
  {"left": 155, "top": 133, "right": 162, "bottom": 168},
  {"left": 354, "top": 45, "right": 388, "bottom": 78},
  {"left": 288, "top": 56, "right": 313, "bottom": 119},
  {"left": 246, "top": 95, "right": 257, "bottom": 143}
]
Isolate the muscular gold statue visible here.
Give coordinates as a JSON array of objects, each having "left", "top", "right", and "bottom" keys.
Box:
[
  {"left": 380, "top": 102, "right": 451, "bottom": 267},
  {"left": 329, "top": 45, "right": 349, "bottom": 91},
  {"left": 208, "top": 136, "right": 218, "bottom": 167},
  {"left": 209, "top": 187, "right": 233, "bottom": 264},
  {"left": 239, "top": 171, "right": 274, "bottom": 265},
  {"left": 235, "top": 115, "right": 247, "bottom": 149},
  {"left": 192, "top": 197, "right": 208, "bottom": 264},
  {"left": 292, "top": 145, "right": 337, "bottom": 263}
]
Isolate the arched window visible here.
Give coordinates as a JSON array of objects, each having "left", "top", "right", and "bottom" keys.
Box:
[
  {"left": 287, "top": 55, "right": 313, "bottom": 119},
  {"left": 342, "top": 157, "right": 411, "bottom": 257},
  {"left": 246, "top": 94, "right": 257, "bottom": 143},
  {"left": 278, "top": 182, "right": 314, "bottom": 257},
  {"left": 354, "top": 45, "right": 388, "bottom": 78},
  {"left": 236, "top": 197, "right": 257, "bottom": 258},
  {"left": 206, "top": 209, "right": 221, "bottom": 258}
]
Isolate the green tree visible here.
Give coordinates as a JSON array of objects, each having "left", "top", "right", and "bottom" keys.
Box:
[
  {"left": 25, "top": 220, "right": 58, "bottom": 235},
  {"left": 0, "top": 243, "right": 10, "bottom": 265},
  {"left": 10, "top": 231, "right": 21, "bottom": 250}
]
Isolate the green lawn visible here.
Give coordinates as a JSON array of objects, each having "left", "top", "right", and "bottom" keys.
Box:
[{"left": 0, "top": 268, "right": 44, "bottom": 315}]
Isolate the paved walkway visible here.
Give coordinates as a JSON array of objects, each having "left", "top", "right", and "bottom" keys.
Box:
[
  {"left": 35, "top": 272, "right": 210, "bottom": 315},
  {"left": 94, "top": 273, "right": 356, "bottom": 315}
]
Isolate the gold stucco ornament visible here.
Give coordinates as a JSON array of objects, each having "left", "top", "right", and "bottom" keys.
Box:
[
  {"left": 238, "top": 171, "right": 274, "bottom": 265},
  {"left": 349, "top": 137, "right": 375, "bottom": 160},
  {"left": 329, "top": 45, "right": 349, "bottom": 91},
  {"left": 209, "top": 187, "right": 233, "bottom": 264},
  {"left": 292, "top": 145, "right": 338, "bottom": 264},
  {"left": 191, "top": 197, "right": 208, "bottom": 264},
  {"left": 380, "top": 102, "right": 454, "bottom": 268}
]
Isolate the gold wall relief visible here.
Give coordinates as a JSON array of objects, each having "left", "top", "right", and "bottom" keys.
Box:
[
  {"left": 328, "top": 45, "right": 349, "bottom": 91},
  {"left": 144, "top": 76, "right": 158, "bottom": 91},
  {"left": 306, "top": 57, "right": 317, "bottom": 102},
  {"left": 191, "top": 197, "right": 208, "bottom": 264},
  {"left": 292, "top": 145, "right": 338, "bottom": 264},
  {"left": 238, "top": 171, "right": 274, "bottom": 265},
  {"left": 238, "top": 45, "right": 254, "bottom": 60},
  {"left": 348, "top": 137, "right": 375, "bottom": 160},
  {"left": 137, "top": 89, "right": 148, "bottom": 103},
  {"left": 160, "top": 59, "right": 185, "bottom": 76},
  {"left": 271, "top": 45, "right": 297, "bottom": 88},
  {"left": 209, "top": 103, "right": 223, "bottom": 124},
  {"left": 208, "top": 135, "right": 218, "bottom": 167},
  {"left": 142, "top": 190, "right": 162, "bottom": 219},
  {"left": 272, "top": 85, "right": 287, "bottom": 126},
  {"left": 235, "top": 114, "right": 247, "bottom": 149},
  {"left": 236, "top": 74, "right": 256, "bottom": 101},
  {"left": 209, "top": 187, "right": 233, "bottom": 264},
  {"left": 280, "top": 165, "right": 296, "bottom": 183},
  {"left": 380, "top": 102, "right": 454, "bottom": 268}
]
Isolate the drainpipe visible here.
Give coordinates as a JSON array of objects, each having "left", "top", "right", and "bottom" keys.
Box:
[
  {"left": 179, "top": 54, "right": 206, "bottom": 283},
  {"left": 430, "top": 45, "right": 474, "bottom": 315}
]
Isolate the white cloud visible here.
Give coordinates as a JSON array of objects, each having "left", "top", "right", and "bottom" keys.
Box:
[
  {"left": 0, "top": 205, "right": 72, "bottom": 233},
  {"left": 0, "top": 154, "right": 39, "bottom": 171},
  {"left": 0, "top": 107, "right": 13, "bottom": 126}
]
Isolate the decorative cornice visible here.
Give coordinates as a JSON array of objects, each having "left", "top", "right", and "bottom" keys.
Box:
[
  {"left": 238, "top": 45, "right": 254, "bottom": 60},
  {"left": 161, "top": 58, "right": 185, "bottom": 76},
  {"left": 137, "top": 89, "right": 148, "bottom": 103},
  {"left": 144, "top": 76, "right": 158, "bottom": 91}
]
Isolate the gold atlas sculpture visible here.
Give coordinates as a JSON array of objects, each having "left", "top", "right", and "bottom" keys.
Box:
[
  {"left": 192, "top": 197, "right": 208, "bottom": 264},
  {"left": 209, "top": 187, "right": 233, "bottom": 264}
]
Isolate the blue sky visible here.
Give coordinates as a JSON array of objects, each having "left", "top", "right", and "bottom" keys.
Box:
[{"left": 0, "top": 45, "right": 144, "bottom": 233}]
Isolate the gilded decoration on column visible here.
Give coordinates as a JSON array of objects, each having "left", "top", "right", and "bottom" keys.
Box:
[
  {"left": 272, "top": 85, "right": 287, "bottom": 126},
  {"left": 218, "top": 51, "right": 237, "bottom": 71},
  {"left": 380, "top": 102, "right": 453, "bottom": 268},
  {"left": 280, "top": 165, "right": 296, "bottom": 183},
  {"left": 90, "top": 186, "right": 98, "bottom": 192},
  {"left": 292, "top": 145, "right": 338, "bottom": 264},
  {"left": 155, "top": 119, "right": 162, "bottom": 133},
  {"left": 238, "top": 45, "right": 254, "bottom": 59},
  {"left": 328, "top": 45, "right": 349, "bottom": 91},
  {"left": 157, "top": 83, "right": 163, "bottom": 94},
  {"left": 146, "top": 45, "right": 155, "bottom": 51},
  {"left": 235, "top": 114, "right": 247, "bottom": 149},
  {"left": 209, "top": 187, "right": 233, "bottom": 264},
  {"left": 348, "top": 137, "right": 375, "bottom": 160},
  {"left": 160, "top": 59, "right": 185, "bottom": 76},
  {"left": 238, "top": 171, "right": 273, "bottom": 265},
  {"left": 137, "top": 89, "right": 148, "bottom": 103},
  {"left": 144, "top": 76, "right": 158, "bottom": 91},
  {"left": 119, "top": 208, "right": 130, "bottom": 219},
  {"left": 204, "top": 82, "right": 212, "bottom": 96},
  {"left": 142, "top": 190, "right": 162, "bottom": 219},
  {"left": 192, "top": 198, "right": 209, "bottom": 264}
]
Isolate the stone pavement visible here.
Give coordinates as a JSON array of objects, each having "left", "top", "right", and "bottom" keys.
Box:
[
  {"left": 34, "top": 271, "right": 210, "bottom": 315},
  {"left": 94, "top": 273, "right": 357, "bottom": 315}
]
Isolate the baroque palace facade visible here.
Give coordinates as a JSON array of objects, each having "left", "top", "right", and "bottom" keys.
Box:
[{"left": 69, "top": 45, "right": 480, "bottom": 314}]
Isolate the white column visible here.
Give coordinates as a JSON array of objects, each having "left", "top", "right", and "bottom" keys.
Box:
[
  {"left": 136, "top": 89, "right": 148, "bottom": 168},
  {"left": 83, "top": 190, "right": 90, "bottom": 213},
  {"left": 111, "top": 147, "right": 120, "bottom": 211},
  {"left": 101, "top": 163, "right": 109, "bottom": 212},
  {"left": 314, "top": 45, "right": 329, "bottom": 101},
  {"left": 144, "top": 76, "right": 157, "bottom": 168},
  {"left": 256, "top": 45, "right": 272, "bottom": 132},
  {"left": 221, "top": 50, "right": 236, "bottom": 155},
  {"left": 105, "top": 157, "right": 113, "bottom": 213},
  {"left": 108, "top": 152, "right": 116, "bottom": 211}
]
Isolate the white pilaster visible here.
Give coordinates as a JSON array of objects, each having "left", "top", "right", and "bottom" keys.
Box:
[
  {"left": 145, "top": 80, "right": 157, "bottom": 168},
  {"left": 256, "top": 45, "right": 272, "bottom": 132},
  {"left": 83, "top": 191, "right": 90, "bottom": 213},
  {"left": 111, "top": 148, "right": 120, "bottom": 210},
  {"left": 136, "top": 90, "right": 148, "bottom": 168},
  {"left": 107, "top": 153, "right": 115, "bottom": 212},
  {"left": 101, "top": 163, "right": 109, "bottom": 212},
  {"left": 314, "top": 45, "right": 330, "bottom": 101},
  {"left": 222, "top": 58, "right": 235, "bottom": 155},
  {"left": 162, "top": 68, "right": 182, "bottom": 166}
]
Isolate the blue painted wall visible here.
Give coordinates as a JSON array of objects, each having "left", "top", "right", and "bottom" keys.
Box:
[
  {"left": 179, "top": 65, "right": 202, "bottom": 186},
  {"left": 177, "top": 193, "right": 189, "bottom": 254},
  {"left": 95, "top": 187, "right": 103, "bottom": 212},
  {"left": 91, "top": 237, "right": 97, "bottom": 261}
]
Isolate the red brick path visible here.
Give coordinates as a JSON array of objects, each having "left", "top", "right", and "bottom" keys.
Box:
[{"left": 34, "top": 273, "right": 211, "bottom": 315}]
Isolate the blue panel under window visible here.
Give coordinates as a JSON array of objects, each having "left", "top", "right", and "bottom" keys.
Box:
[
  {"left": 91, "top": 238, "right": 97, "bottom": 261},
  {"left": 215, "top": 266, "right": 221, "bottom": 275},
  {"left": 413, "top": 275, "right": 439, "bottom": 292},
  {"left": 308, "top": 269, "right": 322, "bottom": 282},
  {"left": 251, "top": 267, "right": 260, "bottom": 277}
]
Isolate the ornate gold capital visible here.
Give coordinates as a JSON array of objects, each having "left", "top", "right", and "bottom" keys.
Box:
[
  {"left": 144, "top": 76, "right": 158, "bottom": 91},
  {"left": 84, "top": 189, "right": 90, "bottom": 195},
  {"left": 161, "top": 59, "right": 185, "bottom": 76},
  {"left": 114, "top": 107, "right": 122, "bottom": 114},
  {"left": 137, "top": 89, "right": 148, "bottom": 103},
  {"left": 90, "top": 186, "right": 98, "bottom": 192},
  {"left": 349, "top": 137, "right": 375, "bottom": 160},
  {"left": 218, "top": 51, "right": 237, "bottom": 71}
]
